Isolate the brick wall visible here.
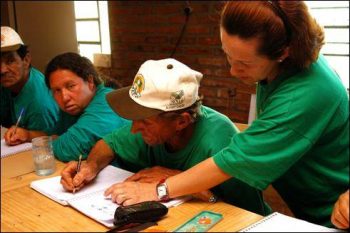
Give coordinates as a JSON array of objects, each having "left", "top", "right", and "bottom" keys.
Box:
[{"left": 108, "top": 1, "right": 256, "bottom": 123}]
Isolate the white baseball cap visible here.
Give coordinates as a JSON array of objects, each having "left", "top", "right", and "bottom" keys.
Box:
[
  {"left": 106, "top": 58, "right": 203, "bottom": 120},
  {"left": 1, "top": 26, "right": 24, "bottom": 52}
]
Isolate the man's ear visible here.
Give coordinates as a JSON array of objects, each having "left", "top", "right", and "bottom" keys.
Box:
[
  {"left": 23, "top": 53, "right": 32, "bottom": 69},
  {"left": 175, "top": 112, "right": 193, "bottom": 131}
]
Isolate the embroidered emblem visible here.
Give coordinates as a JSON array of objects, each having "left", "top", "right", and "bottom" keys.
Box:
[
  {"left": 166, "top": 90, "right": 185, "bottom": 109},
  {"left": 130, "top": 74, "right": 145, "bottom": 98}
]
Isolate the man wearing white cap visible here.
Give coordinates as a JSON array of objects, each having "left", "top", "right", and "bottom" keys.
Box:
[
  {"left": 1, "top": 26, "right": 59, "bottom": 131},
  {"left": 60, "top": 58, "right": 271, "bottom": 216}
]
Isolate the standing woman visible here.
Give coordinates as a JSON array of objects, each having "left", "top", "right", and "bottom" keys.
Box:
[{"left": 111, "top": 1, "right": 349, "bottom": 228}]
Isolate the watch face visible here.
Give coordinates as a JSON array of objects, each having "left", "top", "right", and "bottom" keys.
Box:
[
  {"left": 157, "top": 183, "right": 169, "bottom": 200},
  {"left": 158, "top": 185, "right": 167, "bottom": 196}
]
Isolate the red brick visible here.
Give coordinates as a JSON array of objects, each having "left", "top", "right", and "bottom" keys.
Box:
[
  {"left": 186, "top": 26, "right": 211, "bottom": 34},
  {"left": 198, "top": 57, "right": 227, "bottom": 67}
]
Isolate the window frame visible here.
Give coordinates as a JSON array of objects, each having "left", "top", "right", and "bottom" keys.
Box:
[{"left": 73, "top": 1, "right": 110, "bottom": 62}]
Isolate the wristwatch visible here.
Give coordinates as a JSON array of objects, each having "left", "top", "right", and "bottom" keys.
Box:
[{"left": 156, "top": 179, "right": 170, "bottom": 201}]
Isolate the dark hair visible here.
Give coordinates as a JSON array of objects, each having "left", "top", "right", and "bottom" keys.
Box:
[
  {"left": 1, "top": 45, "right": 29, "bottom": 63},
  {"left": 44, "top": 52, "right": 102, "bottom": 88},
  {"left": 221, "top": 1, "right": 325, "bottom": 70},
  {"left": 16, "top": 45, "right": 29, "bottom": 59}
]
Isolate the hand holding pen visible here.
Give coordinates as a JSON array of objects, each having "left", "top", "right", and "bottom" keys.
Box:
[
  {"left": 73, "top": 154, "right": 83, "bottom": 194},
  {"left": 4, "top": 108, "right": 29, "bottom": 145},
  {"left": 60, "top": 155, "right": 99, "bottom": 193},
  {"left": 11, "top": 107, "right": 25, "bottom": 140}
]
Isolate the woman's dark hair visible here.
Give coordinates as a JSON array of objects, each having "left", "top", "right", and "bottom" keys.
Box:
[
  {"left": 44, "top": 52, "right": 102, "bottom": 88},
  {"left": 221, "top": 1, "right": 325, "bottom": 70}
]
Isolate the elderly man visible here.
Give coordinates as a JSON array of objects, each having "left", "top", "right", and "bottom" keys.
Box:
[
  {"left": 1, "top": 26, "right": 59, "bottom": 131},
  {"left": 60, "top": 58, "right": 270, "bottom": 216}
]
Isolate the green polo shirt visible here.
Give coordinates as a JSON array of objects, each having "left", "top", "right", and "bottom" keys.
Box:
[
  {"left": 103, "top": 106, "right": 271, "bottom": 216},
  {"left": 214, "top": 55, "right": 349, "bottom": 227},
  {"left": 0, "top": 67, "right": 59, "bottom": 131}
]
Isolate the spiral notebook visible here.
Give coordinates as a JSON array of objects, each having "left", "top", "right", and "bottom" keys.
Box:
[
  {"left": 239, "top": 212, "right": 341, "bottom": 232},
  {"left": 1, "top": 139, "right": 32, "bottom": 158},
  {"left": 30, "top": 165, "right": 191, "bottom": 228}
]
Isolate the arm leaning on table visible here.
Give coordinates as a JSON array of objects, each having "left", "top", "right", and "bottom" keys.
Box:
[{"left": 102, "top": 157, "right": 230, "bottom": 206}]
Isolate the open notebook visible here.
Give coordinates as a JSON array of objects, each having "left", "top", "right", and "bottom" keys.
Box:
[
  {"left": 1, "top": 139, "right": 32, "bottom": 158},
  {"left": 239, "top": 212, "right": 342, "bottom": 232},
  {"left": 30, "top": 165, "right": 191, "bottom": 228}
]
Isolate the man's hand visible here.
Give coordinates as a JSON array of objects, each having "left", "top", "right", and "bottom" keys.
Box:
[
  {"left": 104, "top": 181, "right": 157, "bottom": 206},
  {"left": 4, "top": 126, "right": 30, "bottom": 145},
  {"left": 60, "top": 161, "right": 98, "bottom": 192},
  {"left": 331, "top": 189, "right": 349, "bottom": 229},
  {"left": 125, "top": 166, "right": 182, "bottom": 183}
]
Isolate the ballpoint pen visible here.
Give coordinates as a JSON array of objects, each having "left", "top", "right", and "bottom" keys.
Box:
[
  {"left": 73, "top": 154, "right": 83, "bottom": 194},
  {"left": 11, "top": 107, "right": 25, "bottom": 139},
  {"left": 76, "top": 154, "right": 82, "bottom": 173}
]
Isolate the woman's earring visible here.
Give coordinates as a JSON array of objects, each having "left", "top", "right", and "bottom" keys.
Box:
[{"left": 278, "top": 59, "right": 283, "bottom": 63}]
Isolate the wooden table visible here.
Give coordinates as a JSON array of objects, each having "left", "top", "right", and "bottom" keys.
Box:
[{"left": 1, "top": 151, "right": 263, "bottom": 232}]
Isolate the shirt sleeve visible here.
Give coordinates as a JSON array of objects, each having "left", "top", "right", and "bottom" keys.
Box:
[
  {"left": 52, "top": 113, "right": 98, "bottom": 161},
  {"left": 213, "top": 120, "right": 313, "bottom": 190},
  {"left": 52, "top": 110, "right": 128, "bottom": 162},
  {"left": 103, "top": 124, "right": 151, "bottom": 171}
]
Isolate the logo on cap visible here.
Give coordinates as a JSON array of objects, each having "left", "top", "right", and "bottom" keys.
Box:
[
  {"left": 130, "top": 74, "right": 145, "bottom": 98},
  {"left": 166, "top": 90, "right": 185, "bottom": 110}
]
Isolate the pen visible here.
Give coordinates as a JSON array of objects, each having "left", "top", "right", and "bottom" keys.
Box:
[
  {"left": 11, "top": 107, "right": 25, "bottom": 139},
  {"left": 76, "top": 154, "right": 82, "bottom": 173},
  {"left": 73, "top": 154, "right": 82, "bottom": 194}
]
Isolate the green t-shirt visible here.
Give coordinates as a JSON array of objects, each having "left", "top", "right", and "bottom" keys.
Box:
[
  {"left": 0, "top": 67, "right": 59, "bottom": 131},
  {"left": 213, "top": 55, "right": 349, "bottom": 227},
  {"left": 103, "top": 106, "right": 271, "bottom": 216},
  {"left": 49, "top": 84, "right": 130, "bottom": 161}
]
